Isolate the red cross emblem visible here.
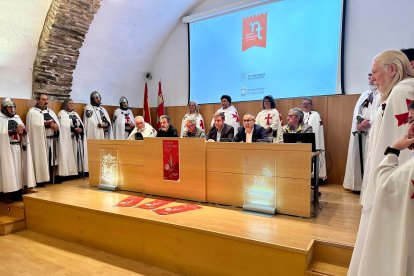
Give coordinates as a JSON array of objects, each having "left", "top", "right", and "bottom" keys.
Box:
[
  {"left": 265, "top": 113, "right": 272, "bottom": 125},
  {"left": 395, "top": 99, "right": 413, "bottom": 126},
  {"left": 232, "top": 113, "right": 239, "bottom": 122},
  {"left": 200, "top": 119, "right": 204, "bottom": 130}
]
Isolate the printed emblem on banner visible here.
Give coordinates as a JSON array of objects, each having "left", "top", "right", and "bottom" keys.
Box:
[
  {"left": 163, "top": 140, "right": 180, "bottom": 181},
  {"left": 242, "top": 13, "right": 267, "bottom": 51}
]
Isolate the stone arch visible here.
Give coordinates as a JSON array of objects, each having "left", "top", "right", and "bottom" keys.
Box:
[{"left": 32, "top": 0, "right": 101, "bottom": 100}]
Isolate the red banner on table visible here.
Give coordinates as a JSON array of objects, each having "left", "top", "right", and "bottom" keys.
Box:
[
  {"left": 163, "top": 140, "right": 179, "bottom": 181},
  {"left": 153, "top": 204, "right": 202, "bottom": 216},
  {"left": 136, "top": 198, "right": 175, "bottom": 210},
  {"left": 115, "top": 196, "right": 146, "bottom": 207}
]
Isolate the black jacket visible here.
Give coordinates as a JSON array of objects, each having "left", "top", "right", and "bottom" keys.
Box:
[
  {"left": 156, "top": 125, "right": 178, "bottom": 137},
  {"left": 233, "top": 124, "right": 269, "bottom": 142},
  {"left": 206, "top": 123, "right": 234, "bottom": 141}
]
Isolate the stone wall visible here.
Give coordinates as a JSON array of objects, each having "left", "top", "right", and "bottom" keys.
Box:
[{"left": 32, "top": 0, "right": 101, "bottom": 100}]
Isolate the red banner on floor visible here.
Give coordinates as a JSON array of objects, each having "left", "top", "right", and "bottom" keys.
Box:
[
  {"left": 163, "top": 140, "right": 180, "bottom": 181},
  {"left": 153, "top": 204, "right": 202, "bottom": 215},
  {"left": 115, "top": 196, "right": 146, "bottom": 207},
  {"left": 136, "top": 198, "right": 175, "bottom": 210}
]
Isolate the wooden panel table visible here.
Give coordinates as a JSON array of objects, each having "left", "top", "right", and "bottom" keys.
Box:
[
  {"left": 206, "top": 142, "right": 312, "bottom": 217},
  {"left": 88, "top": 139, "right": 312, "bottom": 217}
]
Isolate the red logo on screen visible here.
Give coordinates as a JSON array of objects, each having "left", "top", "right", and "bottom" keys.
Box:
[{"left": 242, "top": 13, "right": 267, "bottom": 51}]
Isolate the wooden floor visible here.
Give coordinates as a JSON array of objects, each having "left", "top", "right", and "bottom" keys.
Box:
[
  {"left": 0, "top": 230, "right": 178, "bottom": 276},
  {"left": 1, "top": 179, "right": 362, "bottom": 275}
]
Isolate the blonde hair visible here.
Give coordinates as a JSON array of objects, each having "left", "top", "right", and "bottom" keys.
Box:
[
  {"left": 374, "top": 50, "right": 414, "bottom": 102},
  {"left": 187, "top": 101, "right": 200, "bottom": 114}
]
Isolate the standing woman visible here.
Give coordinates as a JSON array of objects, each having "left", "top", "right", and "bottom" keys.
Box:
[
  {"left": 256, "top": 95, "right": 283, "bottom": 143},
  {"left": 180, "top": 101, "right": 205, "bottom": 137}
]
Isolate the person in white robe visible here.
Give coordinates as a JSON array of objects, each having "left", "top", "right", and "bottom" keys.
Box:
[
  {"left": 211, "top": 95, "right": 240, "bottom": 134},
  {"left": 26, "top": 94, "right": 61, "bottom": 185},
  {"left": 349, "top": 50, "right": 414, "bottom": 276},
  {"left": 180, "top": 101, "right": 205, "bottom": 137},
  {"left": 128, "top": 116, "right": 157, "bottom": 139},
  {"left": 58, "top": 98, "right": 88, "bottom": 177},
  {"left": 352, "top": 106, "right": 414, "bottom": 276},
  {"left": 113, "top": 96, "right": 135, "bottom": 140},
  {"left": 343, "top": 74, "right": 380, "bottom": 191},
  {"left": 302, "top": 97, "right": 327, "bottom": 180},
  {"left": 256, "top": 95, "right": 283, "bottom": 143},
  {"left": 84, "top": 91, "right": 113, "bottom": 140},
  {"left": 0, "top": 98, "right": 36, "bottom": 202}
]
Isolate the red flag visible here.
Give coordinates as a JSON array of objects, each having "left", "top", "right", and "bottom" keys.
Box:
[
  {"left": 143, "top": 82, "right": 151, "bottom": 124},
  {"left": 157, "top": 81, "right": 165, "bottom": 129}
]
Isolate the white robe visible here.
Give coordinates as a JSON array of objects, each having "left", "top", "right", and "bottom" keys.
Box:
[
  {"left": 256, "top": 109, "right": 283, "bottom": 143},
  {"left": 180, "top": 113, "right": 205, "bottom": 137},
  {"left": 0, "top": 115, "right": 19, "bottom": 193},
  {"left": 0, "top": 113, "right": 36, "bottom": 193},
  {"left": 26, "top": 107, "right": 61, "bottom": 183},
  {"left": 83, "top": 104, "right": 113, "bottom": 140},
  {"left": 349, "top": 78, "right": 414, "bottom": 275},
  {"left": 211, "top": 105, "right": 240, "bottom": 134},
  {"left": 112, "top": 108, "right": 135, "bottom": 140},
  {"left": 343, "top": 88, "right": 379, "bottom": 191},
  {"left": 58, "top": 110, "right": 88, "bottom": 176},
  {"left": 303, "top": 111, "right": 327, "bottom": 179},
  {"left": 127, "top": 123, "right": 157, "bottom": 139},
  {"left": 352, "top": 155, "right": 414, "bottom": 276}
]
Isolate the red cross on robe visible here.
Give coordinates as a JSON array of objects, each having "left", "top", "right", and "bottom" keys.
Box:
[
  {"left": 265, "top": 113, "right": 272, "bottom": 125},
  {"left": 232, "top": 113, "right": 239, "bottom": 122},
  {"left": 395, "top": 99, "right": 414, "bottom": 126},
  {"left": 199, "top": 119, "right": 204, "bottom": 130}
]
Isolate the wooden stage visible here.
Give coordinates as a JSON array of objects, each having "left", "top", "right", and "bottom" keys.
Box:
[{"left": 23, "top": 179, "right": 361, "bottom": 276}]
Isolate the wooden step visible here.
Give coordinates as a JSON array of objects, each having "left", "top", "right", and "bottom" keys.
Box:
[
  {"left": 306, "top": 260, "right": 349, "bottom": 276},
  {"left": 0, "top": 215, "right": 26, "bottom": 236},
  {"left": 0, "top": 201, "right": 25, "bottom": 220},
  {"left": 306, "top": 240, "right": 353, "bottom": 276}
]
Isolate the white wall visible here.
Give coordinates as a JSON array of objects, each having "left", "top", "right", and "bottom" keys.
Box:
[
  {"left": 71, "top": 0, "right": 202, "bottom": 107},
  {"left": 0, "top": 0, "right": 52, "bottom": 99},
  {"left": 149, "top": 22, "right": 189, "bottom": 107},
  {"left": 343, "top": 0, "right": 414, "bottom": 93}
]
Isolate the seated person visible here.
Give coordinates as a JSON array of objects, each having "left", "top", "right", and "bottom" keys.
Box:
[
  {"left": 156, "top": 115, "right": 178, "bottom": 137},
  {"left": 233, "top": 113, "right": 269, "bottom": 143},
  {"left": 206, "top": 112, "right": 234, "bottom": 142},
  {"left": 127, "top": 116, "right": 157, "bottom": 139},
  {"left": 282, "top": 108, "right": 313, "bottom": 135},
  {"left": 182, "top": 116, "right": 206, "bottom": 138}
]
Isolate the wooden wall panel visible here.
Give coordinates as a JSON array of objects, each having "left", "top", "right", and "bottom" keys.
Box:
[
  {"left": 275, "top": 98, "right": 294, "bottom": 124},
  {"left": 165, "top": 106, "right": 187, "bottom": 135},
  {"left": 326, "top": 95, "right": 360, "bottom": 184},
  {"left": 199, "top": 103, "right": 220, "bottom": 134}
]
